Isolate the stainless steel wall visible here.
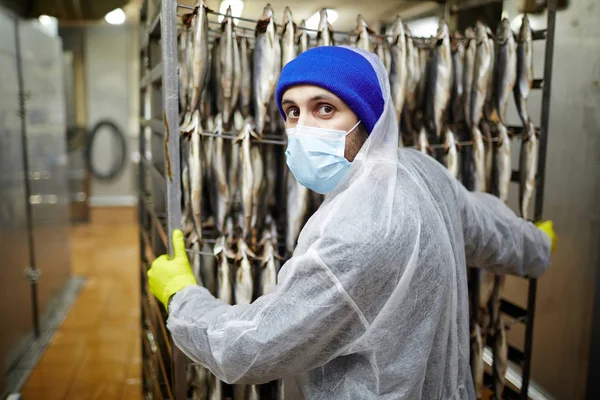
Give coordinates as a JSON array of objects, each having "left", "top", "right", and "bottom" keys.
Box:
[
  {"left": 18, "top": 20, "right": 72, "bottom": 321},
  {"left": 0, "top": 11, "right": 33, "bottom": 394},
  {"left": 499, "top": 1, "right": 600, "bottom": 398}
]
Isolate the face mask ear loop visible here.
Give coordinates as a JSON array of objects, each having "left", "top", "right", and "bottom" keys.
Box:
[{"left": 345, "top": 120, "right": 362, "bottom": 136}]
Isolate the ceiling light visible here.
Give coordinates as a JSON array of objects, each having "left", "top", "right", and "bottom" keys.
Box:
[
  {"left": 405, "top": 16, "right": 439, "bottom": 38},
  {"left": 511, "top": 13, "right": 545, "bottom": 32},
  {"left": 105, "top": 8, "right": 126, "bottom": 25},
  {"left": 305, "top": 9, "right": 338, "bottom": 31},
  {"left": 218, "top": 0, "right": 244, "bottom": 24},
  {"left": 37, "top": 15, "right": 58, "bottom": 36}
]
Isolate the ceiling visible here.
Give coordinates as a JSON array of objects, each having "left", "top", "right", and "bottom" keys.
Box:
[
  {"left": 17, "top": 0, "right": 443, "bottom": 30},
  {"left": 178, "top": 0, "right": 443, "bottom": 31}
]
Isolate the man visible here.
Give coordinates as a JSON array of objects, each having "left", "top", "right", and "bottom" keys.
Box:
[{"left": 148, "top": 46, "right": 556, "bottom": 399}]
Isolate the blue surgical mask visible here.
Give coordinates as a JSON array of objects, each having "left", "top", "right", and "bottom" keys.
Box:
[{"left": 285, "top": 121, "right": 361, "bottom": 194}]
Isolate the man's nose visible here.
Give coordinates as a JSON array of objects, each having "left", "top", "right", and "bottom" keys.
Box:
[{"left": 297, "top": 112, "right": 316, "bottom": 127}]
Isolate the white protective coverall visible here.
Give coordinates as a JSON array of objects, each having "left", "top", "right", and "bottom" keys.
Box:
[{"left": 167, "top": 47, "right": 551, "bottom": 399}]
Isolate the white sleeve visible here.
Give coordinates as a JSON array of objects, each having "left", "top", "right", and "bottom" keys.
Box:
[
  {"left": 166, "top": 248, "right": 367, "bottom": 385},
  {"left": 455, "top": 181, "right": 551, "bottom": 278}
]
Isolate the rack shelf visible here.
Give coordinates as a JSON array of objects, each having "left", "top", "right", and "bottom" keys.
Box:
[{"left": 138, "top": 1, "right": 558, "bottom": 399}]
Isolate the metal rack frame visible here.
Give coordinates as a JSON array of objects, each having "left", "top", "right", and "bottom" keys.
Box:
[
  {"left": 138, "top": 1, "right": 557, "bottom": 398},
  {"left": 456, "top": 0, "right": 557, "bottom": 398}
]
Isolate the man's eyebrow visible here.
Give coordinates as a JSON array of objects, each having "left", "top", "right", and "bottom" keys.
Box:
[
  {"left": 281, "top": 99, "right": 295, "bottom": 105},
  {"left": 309, "top": 94, "right": 336, "bottom": 102}
]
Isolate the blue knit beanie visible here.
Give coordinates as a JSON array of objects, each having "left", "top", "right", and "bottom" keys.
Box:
[{"left": 276, "top": 46, "right": 384, "bottom": 134}]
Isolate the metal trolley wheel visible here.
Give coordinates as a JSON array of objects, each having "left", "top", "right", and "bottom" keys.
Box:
[{"left": 84, "top": 120, "right": 127, "bottom": 181}]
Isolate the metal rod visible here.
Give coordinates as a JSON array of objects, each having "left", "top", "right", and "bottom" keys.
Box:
[
  {"left": 177, "top": 3, "right": 194, "bottom": 10},
  {"left": 201, "top": 130, "right": 288, "bottom": 146},
  {"left": 15, "top": 17, "right": 40, "bottom": 339},
  {"left": 141, "top": 118, "right": 166, "bottom": 136},
  {"left": 207, "top": 9, "right": 262, "bottom": 25},
  {"left": 521, "top": 0, "right": 557, "bottom": 397},
  {"left": 161, "top": 2, "right": 187, "bottom": 398},
  {"left": 186, "top": 248, "right": 214, "bottom": 257}
]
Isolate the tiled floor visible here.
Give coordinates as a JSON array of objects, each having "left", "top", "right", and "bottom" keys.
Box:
[{"left": 21, "top": 208, "right": 142, "bottom": 400}]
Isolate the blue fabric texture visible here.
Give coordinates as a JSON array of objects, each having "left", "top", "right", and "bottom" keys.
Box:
[{"left": 275, "top": 46, "right": 384, "bottom": 134}]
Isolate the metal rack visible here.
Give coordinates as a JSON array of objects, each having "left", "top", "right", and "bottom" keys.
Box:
[
  {"left": 138, "top": 1, "right": 557, "bottom": 399},
  {"left": 455, "top": 0, "right": 557, "bottom": 398},
  {"left": 138, "top": 0, "right": 185, "bottom": 398}
]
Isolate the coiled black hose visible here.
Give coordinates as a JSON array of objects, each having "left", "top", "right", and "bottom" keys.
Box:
[{"left": 84, "top": 120, "right": 127, "bottom": 181}]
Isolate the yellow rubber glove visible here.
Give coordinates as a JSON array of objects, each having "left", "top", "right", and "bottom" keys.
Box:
[
  {"left": 536, "top": 220, "right": 557, "bottom": 253},
  {"left": 148, "top": 229, "right": 197, "bottom": 310}
]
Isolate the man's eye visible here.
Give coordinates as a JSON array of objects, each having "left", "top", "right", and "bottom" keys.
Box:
[
  {"left": 286, "top": 108, "right": 299, "bottom": 119},
  {"left": 318, "top": 105, "right": 334, "bottom": 115}
]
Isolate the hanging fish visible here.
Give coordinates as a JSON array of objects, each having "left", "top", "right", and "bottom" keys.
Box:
[
  {"left": 236, "top": 118, "right": 257, "bottom": 239},
  {"left": 481, "top": 120, "right": 494, "bottom": 192},
  {"left": 208, "top": 373, "right": 222, "bottom": 400},
  {"left": 493, "top": 318, "right": 509, "bottom": 397},
  {"left": 202, "top": 117, "right": 214, "bottom": 202},
  {"left": 471, "top": 323, "right": 485, "bottom": 400},
  {"left": 188, "top": 110, "right": 203, "bottom": 244},
  {"left": 488, "top": 273, "right": 505, "bottom": 337},
  {"left": 389, "top": 16, "right": 407, "bottom": 126},
  {"left": 484, "top": 27, "right": 496, "bottom": 122},
  {"left": 281, "top": 7, "right": 297, "bottom": 67},
  {"left": 180, "top": 133, "right": 193, "bottom": 235},
  {"left": 317, "top": 9, "right": 334, "bottom": 47},
  {"left": 443, "top": 128, "right": 459, "bottom": 178},
  {"left": 188, "top": 364, "right": 207, "bottom": 399},
  {"left": 285, "top": 172, "right": 310, "bottom": 256},
  {"left": 263, "top": 144, "right": 278, "bottom": 217},
  {"left": 297, "top": 20, "right": 309, "bottom": 54},
  {"left": 214, "top": 235, "right": 235, "bottom": 305},
  {"left": 403, "top": 28, "right": 419, "bottom": 134},
  {"left": 519, "top": 121, "right": 538, "bottom": 220},
  {"left": 375, "top": 42, "right": 391, "bottom": 74},
  {"left": 229, "top": 111, "right": 244, "bottom": 210},
  {"left": 189, "top": 240, "right": 204, "bottom": 287},
  {"left": 177, "top": 24, "right": 190, "bottom": 113},
  {"left": 514, "top": 15, "right": 534, "bottom": 127},
  {"left": 210, "top": 37, "right": 223, "bottom": 116},
  {"left": 267, "top": 98, "right": 281, "bottom": 135},
  {"left": 463, "top": 27, "right": 476, "bottom": 129},
  {"left": 470, "top": 21, "right": 492, "bottom": 130},
  {"left": 493, "top": 121, "right": 511, "bottom": 202},
  {"left": 450, "top": 33, "right": 465, "bottom": 125},
  {"left": 417, "top": 127, "right": 431, "bottom": 155},
  {"left": 188, "top": 1, "right": 209, "bottom": 113},
  {"left": 248, "top": 385, "right": 260, "bottom": 400},
  {"left": 260, "top": 216, "right": 280, "bottom": 295},
  {"left": 354, "top": 15, "right": 372, "bottom": 52},
  {"left": 477, "top": 270, "right": 496, "bottom": 333},
  {"left": 253, "top": 4, "right": 281, "bottom": 135},
  {"left": 250, "top": 141, "right": 265, "bottom": 245},
  {"left": 239, "top": 37, "right": 252, "bottom": 118},
  {"left": 200, "top": 44, "right": 213, "bottom": 121},
  {"left": 471, "top": 125, "right": 486, "bottom": 192},
  {"left": 220, "top": 6, "right": 241, "bottom": 126},
  {"left": 235, "top": 239, "right": 255, "bottom": 305},
  {"left": 211, "top": 114, "right": 230, "bottom": 234},
  {"left": 494, "top": 19, "right": 517, "bottom": 125},
  {"left": 424, "top": 19, "right": 452, "bottom": 141},
  {"left": 310, "top": 191, "right": 325, "bottom": 214},
  {"left": 416, "top": 45, "right": 430, "bottom": 122}
]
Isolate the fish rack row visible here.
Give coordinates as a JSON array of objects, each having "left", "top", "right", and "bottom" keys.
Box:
[
  {"left": 138, "top": 1, "right": 557, "bottom": 399},
  {"left": 449, "top": 3, "right": 556, "bottom": 400}
]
